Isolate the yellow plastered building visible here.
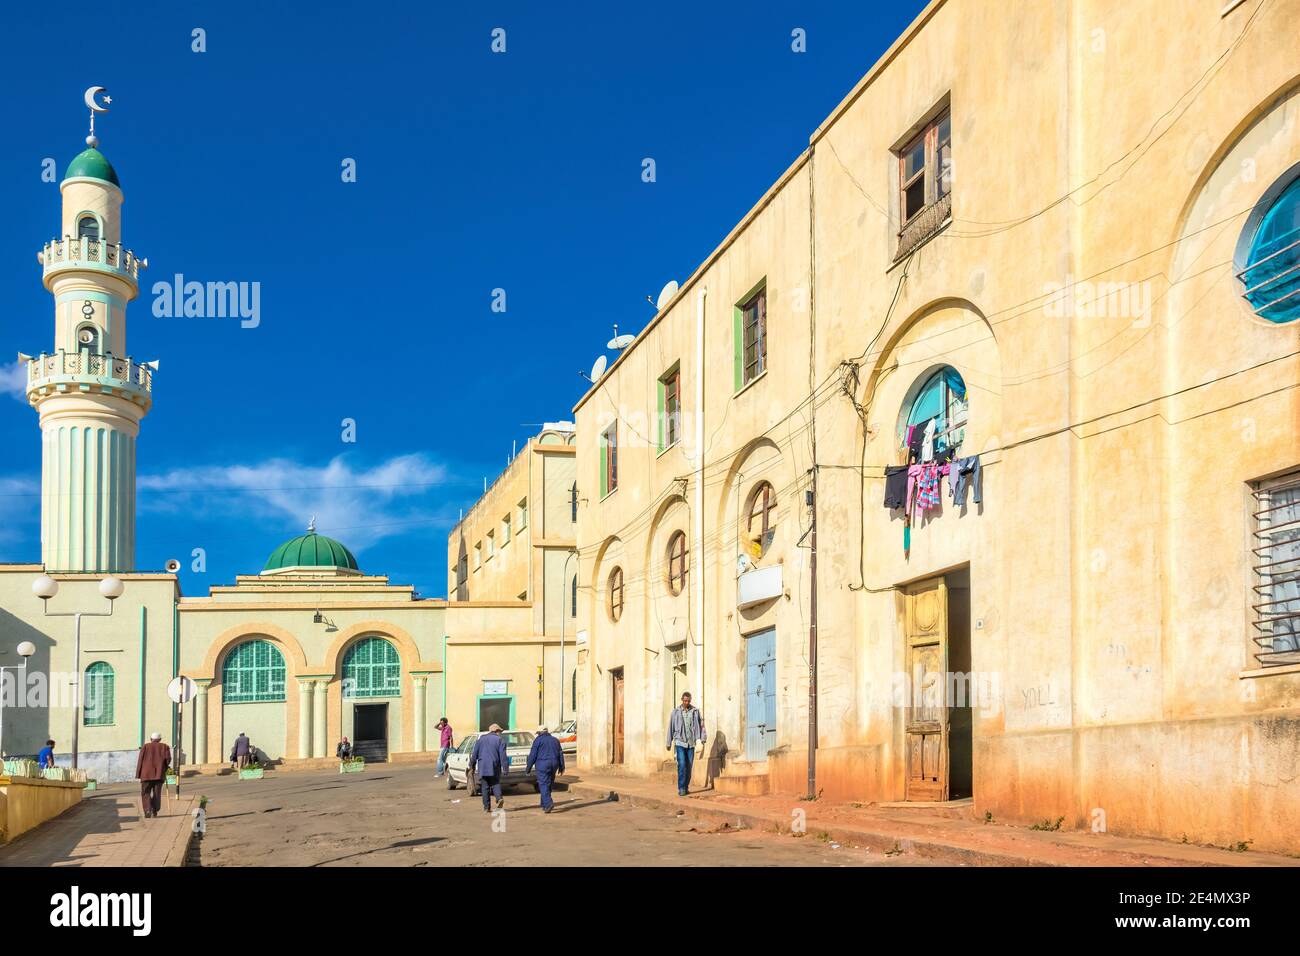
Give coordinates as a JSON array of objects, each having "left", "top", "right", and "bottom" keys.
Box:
[{"left": 572, "top": 0, "right": 1300, "bottom": 853}]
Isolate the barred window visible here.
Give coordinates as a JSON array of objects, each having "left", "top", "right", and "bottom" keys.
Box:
[
  {"left": 222, "top": 640, "right": 287, "bottom": 703},
  {"left": 84, "top": 661, "right": 115, "bottom": 726},
  {"left": 343, "top": 637, "right": 402, "bottom": 698},
  {"left": 1252, "top": 472, "right": 1300, "bottom": 667}
]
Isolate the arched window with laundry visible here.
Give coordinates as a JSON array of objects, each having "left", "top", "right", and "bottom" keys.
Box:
[
  {"left": 902, "top": 365, "right": 968, "bottom": 463},
  {"left": 884, "top": 364, "right": 981, "bottom": 537}
]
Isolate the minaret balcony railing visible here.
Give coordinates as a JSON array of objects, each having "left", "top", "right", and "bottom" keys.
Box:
[
  {"left": 25, "top": 350, "right": 154, "bottom": 403},
  {"left": 39, "top": 237, "right": 145, "bottom": 284}
]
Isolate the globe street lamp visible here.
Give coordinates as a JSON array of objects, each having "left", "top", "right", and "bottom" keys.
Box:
[
  {"left": 32, "top": 573, "right": 124, "bottom": 769},
  {"left": 0, "top": 641, "right": 37, "bottom": 759}
]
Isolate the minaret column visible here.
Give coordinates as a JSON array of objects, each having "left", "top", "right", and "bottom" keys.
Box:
[{"left": 27, "top": 122, "right": 152, "bottom": 574}]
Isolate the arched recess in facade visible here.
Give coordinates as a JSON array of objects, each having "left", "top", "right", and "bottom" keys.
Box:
[
  {"left": 714, "top": 437, "right": 790, "bottom": 596},
  {"left": 192, "top": 623, "right": 309, "bottom": 766},
  {"left": 324, "top": 621, "right": 426, "bottom": 754},
  {"left": 849, "top": 298, "right": 1003, "bottom": 755},
  {"left": 586, "top": 534, "right": 629, "bottom": 765},
  {"left": 1162, "top": 76, "right": 1300, "bottom": 670},
  {"left": 858, "top": 297, "right": 1004, "bottom": 467},
  {"left": 644, "top": 493, "right": 691, "bottom": 650}
]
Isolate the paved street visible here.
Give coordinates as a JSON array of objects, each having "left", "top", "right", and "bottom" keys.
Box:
[{"left": 183, "top": 764, "right": 919, "bottom": 866}]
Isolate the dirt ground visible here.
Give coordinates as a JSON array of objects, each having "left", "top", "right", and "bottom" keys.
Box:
[{"left": 185, "top": 763, "right": 927, "bottom": 866}]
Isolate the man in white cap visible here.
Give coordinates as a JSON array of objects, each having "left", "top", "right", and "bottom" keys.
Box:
[
  {"left": 525, "top": 725, "right": 565, "bottom": 813},
  {"left": 135, "top": 732, "right": 172, "bottom": 819}
]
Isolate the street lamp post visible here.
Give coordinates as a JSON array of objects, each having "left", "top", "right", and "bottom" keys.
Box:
[
  {"left": 0, "top": 641, "right": 37, "bottom": 759},
  {"left": 32, "top": 573, "right": 124, "bottom": 769}
]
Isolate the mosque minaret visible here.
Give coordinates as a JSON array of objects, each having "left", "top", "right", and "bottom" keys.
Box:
[{"left": 24, "top": 88, "right": 152, "bottom": 572}]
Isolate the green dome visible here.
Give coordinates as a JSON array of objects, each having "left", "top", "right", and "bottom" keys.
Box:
[
  {"left": 65, "top": 147, "right": 120, "bottom": 186},
  {"left": 263, "top": 532, "right": 359, "bottom": 572}
]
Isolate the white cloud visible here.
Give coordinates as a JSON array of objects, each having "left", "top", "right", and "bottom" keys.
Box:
[
  {"left": 1, "top": 361, "right": 26, "bottom": 401},
  {"left": 138, "top": 452, "right": 454, "bottom": 552}
]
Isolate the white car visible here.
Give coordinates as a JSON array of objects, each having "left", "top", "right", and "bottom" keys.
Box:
[
  {"left": 554, "top": 719, "right": 577, "bottom": 756},
  {"left": 445, "top": 731, "right": 538, "bottom": 794}
]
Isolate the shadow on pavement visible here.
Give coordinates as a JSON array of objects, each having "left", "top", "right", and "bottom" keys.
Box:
[{"left": 310, "top": 835, "right": 446, "bottom": 866}]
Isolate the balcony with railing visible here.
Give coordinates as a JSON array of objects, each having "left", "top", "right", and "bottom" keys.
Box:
[
  {"left": 39, "top": 237, "right": 146, "bottom": 286},
  {"left": 25, "top": 350, "right": 154, "bottom": 405}
]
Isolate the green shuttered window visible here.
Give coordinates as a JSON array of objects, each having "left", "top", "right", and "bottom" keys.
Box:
[
  {"left": 84, "top": 661, "right": 115, "bottom": 726},
  {"left": 223, "top": 640, "right": 287, "bottom": 703},
  {"left": 343, "top": 637, "right": 402, "bottom": 699}
]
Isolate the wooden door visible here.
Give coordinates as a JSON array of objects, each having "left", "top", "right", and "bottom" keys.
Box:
[
  {"left": 904, "top": 578, "right": 949, "bottom": 801},
  {"left": 611, "top": 670, "right": 625, "bottom": 764}
]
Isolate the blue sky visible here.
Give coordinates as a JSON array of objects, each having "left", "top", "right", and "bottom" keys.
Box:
[{"left": 0, "top": 1, "right": 924, "bottom": 597}]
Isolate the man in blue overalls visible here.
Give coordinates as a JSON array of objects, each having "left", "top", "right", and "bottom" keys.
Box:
[
  {"left": 525, "top": 726, "right": 566, "bottom": 813},
  {"left": 469, "top": 723, "right": 509, "bottom": 812}
]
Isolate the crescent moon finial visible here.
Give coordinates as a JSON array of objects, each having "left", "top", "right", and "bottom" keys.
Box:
[
  {"left": 84, "top": 86, "right": 110, "bottom": 113},
  {"left": 83, "top": 86, "right": 111, "bottom": 147}
]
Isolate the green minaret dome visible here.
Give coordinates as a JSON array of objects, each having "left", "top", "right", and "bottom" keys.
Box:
[
  {"left": 65, "top": 147, "right": 120, "bottom": 186},
  {"left": 263, "top": 531, "right": 359, "bottom": 572}
]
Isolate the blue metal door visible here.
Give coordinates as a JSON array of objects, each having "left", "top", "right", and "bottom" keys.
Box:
[{"left": 744, "top": 629, "right": 777, "bottom": 760}]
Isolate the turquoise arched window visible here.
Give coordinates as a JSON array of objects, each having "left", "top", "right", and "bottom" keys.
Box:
[
  {"left": 342, "top": 637, "right": 401, "bottom": 699},
  {"left": 222, "top": 640, "right": 286, "bottom": 703},
  {"left": 904, "top": 366, "right": 968, "bottom": 453},
  {"left": 84, "top": 661, "right": 114, "bottom": 726},
  {"left": 1240, "top": 175, "right": 1300, "bottom": 323}
]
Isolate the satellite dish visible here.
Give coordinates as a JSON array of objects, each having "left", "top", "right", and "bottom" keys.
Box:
[
  {"left": 590, "top": 355, "right": 608, "bottom": 381},
  {"left": 164, "top": 558, "right": 181, "bottom": 574},
  {"left": 656, "top": 280, "right": 680, "bottom": 310},
  {"left": 607, "top": 324, "right": 635, "bottom": 351}
]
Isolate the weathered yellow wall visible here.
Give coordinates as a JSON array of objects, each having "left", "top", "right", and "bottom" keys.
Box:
[
  {"left": 0, "top": 776, "right": 84, "bottom": 844},
  {"left": 575, "top": 0, "right": 1300, "bottom": 853}
]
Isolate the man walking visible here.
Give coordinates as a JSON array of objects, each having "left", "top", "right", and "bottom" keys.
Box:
[
  {"left": 666, "top": 692, "right": 706, "bottom": 797},
  {"left": 434, "top": 717, "right": 454, "bottom": 776},
  {"left": 469, "top": 723, "right": 509, "bottom": 812},
  {"left": 525, "top": 725, "right": 565, "bottom": 813},
  {"left": 136, "top": 732, "right": 171, "bottom": 819}
]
